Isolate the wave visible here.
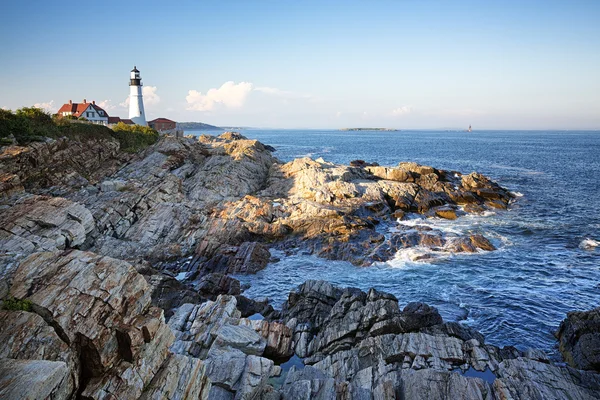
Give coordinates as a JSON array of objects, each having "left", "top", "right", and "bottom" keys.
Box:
[
  {"left": 385, "top": 246, "right": 450, "bottom": 268},
  {"left": 579, "top": 239, "right": 600, "bottom": 250},
  {"left": 510, "top": 191, "right": 524, "bottom": 198}
]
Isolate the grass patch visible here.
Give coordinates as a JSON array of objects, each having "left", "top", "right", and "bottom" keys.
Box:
[{"left": 3, "top": 296, "right": 33, "bottom": 312}]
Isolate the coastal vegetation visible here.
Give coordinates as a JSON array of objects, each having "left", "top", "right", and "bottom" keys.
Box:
[
  {"left": 0, "top": 107, "right": 159, "bottom": 152},
  {"left": 110, "top": 122, "right": 160, "bottom": 152},
  {"left": 177, "top": 121, "right": 222, "bottom": 130}
]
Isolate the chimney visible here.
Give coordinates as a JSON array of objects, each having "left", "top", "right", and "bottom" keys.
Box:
[
  {"left": 83, "top": 99, "right": 87, "bottom": 104},
  {"left": 92, "top": 100, "right": 95, "bottom": 105},
  {"left": 69, "top": 100, "right": 72, "bottom": 105}
]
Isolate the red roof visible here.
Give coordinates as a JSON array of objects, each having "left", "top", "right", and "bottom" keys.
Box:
[
  {"left": 57, "top": 102, "right": 92, "bottom": 117},
  {"left": 148, "top": 118, "right": 176, "bottom": 124},
  {"left": 57, "top": 101, "right": 108, "bottom": 118}
]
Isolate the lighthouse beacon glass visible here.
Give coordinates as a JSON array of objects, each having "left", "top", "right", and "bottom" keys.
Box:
[{"left": 128, "top": 66, "right": 147, "bottom": 126}]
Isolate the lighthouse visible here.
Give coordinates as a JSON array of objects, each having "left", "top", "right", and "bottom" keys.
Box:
[{"left": 128, "top": 66, "right": 146, "bottom": 125}]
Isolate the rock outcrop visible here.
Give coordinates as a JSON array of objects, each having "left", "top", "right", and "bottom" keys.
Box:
[
  {"left": 1, "top": 132, "right": 512, "bottom": 293},
  {"left": 557, "top": 307, "right": 600, "bottom": 372},
  {"left": 276, "top": 281, "right": 600, "bottom": 400},
  {"left": 6, "top": 132, "right": 592, "bottom": 399}
]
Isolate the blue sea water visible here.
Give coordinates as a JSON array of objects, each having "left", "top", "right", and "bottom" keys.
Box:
[{"left": 187, "top": 129, "right": 600, "bottom": 357}]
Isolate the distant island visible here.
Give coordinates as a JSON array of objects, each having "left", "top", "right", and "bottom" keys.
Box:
[
  {"left": 340, "top": 128, "right": 400, "bottom": 132},
  {"left": 220, "top": 126, "right": 252, "bottom": 131},
  {"left": 177, "top": 122, "right": 223, "bottom": 130}
]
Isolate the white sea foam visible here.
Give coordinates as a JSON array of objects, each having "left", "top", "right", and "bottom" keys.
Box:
[
  {"left": 395, "top": 216, "right": 463, "bottom": 235},
  {"left": 386, "top": 246, "right": 448, "bottom": 268},
  {"left": 579, "top": 239, "right": 600, "bottom": 250},
  {"left": 510, "top": 191, "right": 524, "bottom": 198}
]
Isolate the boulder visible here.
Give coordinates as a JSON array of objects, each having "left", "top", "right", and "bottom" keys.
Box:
[
  {"left": 556, "top": 307, "right": 600, "bottom": 371},
  {"left": 400, "top": 302, "right": 444, "bottom": 332},
  {"left": 197, "top": 273, "right": 242, "bottom": 299}
]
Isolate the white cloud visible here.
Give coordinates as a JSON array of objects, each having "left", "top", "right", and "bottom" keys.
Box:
[
  {"left": 97, "top": 99, "right": 116, "bottom": 111},
  {"left": 391, "top": 106, "right": 412, "bottom": 116},
  {"left": 143, "top": 86, "right": 160, "bottom": 105},
  {"left": 33, "top": 100, "right": 55, "bottom": 113},
  {"left": 186, "top": 81, "right": 254, "bottom": 111},
  {"left": 120, "top": 86, "right": 161, "bottom": 108}
]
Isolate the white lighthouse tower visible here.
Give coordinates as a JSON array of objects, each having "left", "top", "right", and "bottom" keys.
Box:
[{"left": 128, "top": 66, "right": 146, "bottom": 125}]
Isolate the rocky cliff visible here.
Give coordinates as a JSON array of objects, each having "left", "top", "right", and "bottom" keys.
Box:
[{"left": 1, "top": 132, "right": 598, "bottom": 399}]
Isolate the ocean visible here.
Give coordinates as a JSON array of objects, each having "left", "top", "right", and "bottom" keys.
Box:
[{"left": 186, "top": 129, "right": 600, "bottom": 358}]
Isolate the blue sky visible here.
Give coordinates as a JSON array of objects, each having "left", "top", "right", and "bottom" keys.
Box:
[{"left": 1, "top": 0, "right": 599, "bottom": 129}]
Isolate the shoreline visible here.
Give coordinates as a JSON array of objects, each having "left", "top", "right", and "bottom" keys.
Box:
[{"left": 0, "top": 130, "right": 599, "bottom": 399}]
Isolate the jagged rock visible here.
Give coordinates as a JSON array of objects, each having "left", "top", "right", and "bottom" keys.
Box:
[
  {"left": 281, "top": 366, "right": 339, "bottom": 400},
  {"left": 401, "top": 302, "right": 444, "bottom": 332},
  {"left": 240, "top": 319, "right": 294, "bottom": 360},
  {"left": 194, "top": 242, "right": 271, "bottom": 275},
  {"left": 446, "top": 235, "right": 496, "bottom": 253},
  {"left": 398, "top": 368, "right": 494, "bottom": 400},
  {"left": 213, "top": 324, "right": 266, "bottom": 356},
  {"left": 278, "top": 281, "right": 600, "bottom": 400},
  {"left": 139, "top": 354, "right": 211, "bottom": 400},
  {"left": 169, "top": 295, "right": 276, "bottom": 399},
  {"left": 198, "top": 273, "right": 242, "bottom": 299},
  {"left": 0, "top": 136, "right": 122, "bottom": 191},
  {"left": 493, "top": 358, "right": 600, "bottom": 399},
  {"left": 0, "top": 195, "right": 94, "bottom": 255},
  {"left": 557, "top": 307, "right": 600, "bottom": 371},
  {"left": 9, "top": 250, "right": 174, "bottom": 399},
  {"left": 0, "top": 358, "right": 73, "bottom": 400},
  {"left": 235, "top": 295, "right": 279, "bottom": 320},
  {"left": 421, "top": 321, "right": 485, "bottom": 344},
  {"left": 281, "top": 280, "right": 342, "bottom": 329},
  {"left": 143, "top": 271, "right": 201, "bottom": 318},
  {"left": 435, "top": 207, "right": 458, "bottom": 220},
  {"left": 0, "top": 310, "right": 78, "bottom": 393},
  {"left": 0, "top": 173, "right": 23, "bottom": 198},
  {"left": 169, "top": 296, "right": 240, "bottom": 358}
]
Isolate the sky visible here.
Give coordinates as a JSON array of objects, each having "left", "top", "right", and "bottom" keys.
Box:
[{"left": 1, "top": 0, "right": 599, "bottom": 129}]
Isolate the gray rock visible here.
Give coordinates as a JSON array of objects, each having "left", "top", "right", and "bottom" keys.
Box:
[
  {"left": 0, "top": 359, "right": 73, "bottom": 400},
  {"left": 213, "top": 324, "right": 266, "bottom": 356},
  {"left": 557, "top": 307, "right": 600, "bottom": 371}
]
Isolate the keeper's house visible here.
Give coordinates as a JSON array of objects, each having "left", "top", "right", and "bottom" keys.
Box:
[{"left": 57, "top": 100, "right": 109, "bottom": 125}]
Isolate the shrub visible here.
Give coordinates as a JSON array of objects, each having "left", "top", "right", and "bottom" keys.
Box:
[
  {"left": 2, "top": 296, "right": 33, "bottom": 312},
  {"left": 1, "top": 107, "right": 57, "bottom": 144},
  {"left": 111, "top": 122, "right": 160, "bottom": 152},
  {"left": 0, "top": 107, "right": 159, "bottom": 153}
]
